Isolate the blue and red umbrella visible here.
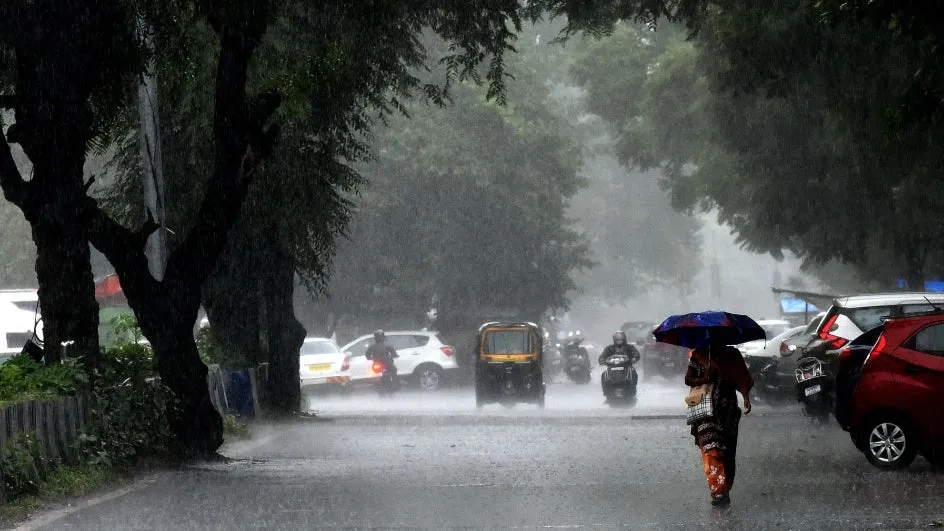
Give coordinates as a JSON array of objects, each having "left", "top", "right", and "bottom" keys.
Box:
[{"left": 653, "top": 311, "right": 765, "bottom": 349}]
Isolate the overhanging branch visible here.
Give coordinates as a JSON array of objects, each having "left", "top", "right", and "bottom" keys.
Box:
[
  {"left": 163, "top": 19, "right": 280, "bottom": 288},
  {"left": 83, "top": 197, "right": 159, "bottom": 293}
]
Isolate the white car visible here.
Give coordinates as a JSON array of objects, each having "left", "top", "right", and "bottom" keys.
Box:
[
  {"left": 0, "top": 300, "right": 42, "bottom": 362},
  {"left": 341, "top": 331, "right": 459, "bottom": 391},
  {"left": 299, "top": 337, "right": 350, "bottom": 391},
  {"left": 737, "top": 319, "right": 793, "bottom": 357},
  {"left": 740, "top": 325, "right": 807, "bottom": 359}
]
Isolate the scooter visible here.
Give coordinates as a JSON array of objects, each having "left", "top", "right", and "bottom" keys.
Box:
[
  {"left": 795, "top": 356, "right": 832, "bottom": 425},
  {"left": 563, "top": 338, "right": 592, "bottom": 384},
  {"left": 601, "top": 353, "right": 638, "bottom": 407},
  {"left": 373, "top": 359, "right": 400, "bottom": 397}
]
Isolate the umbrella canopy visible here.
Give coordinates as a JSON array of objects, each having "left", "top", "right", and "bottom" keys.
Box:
[{"left": 653, "top": 311, "right": 765, "bottom": 349}]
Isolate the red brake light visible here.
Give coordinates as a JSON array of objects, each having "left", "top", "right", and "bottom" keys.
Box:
[
  {"left": 867, "top": 334, "right": 887, "bottom": 362},
  {"left": 341, "top": 356, "right": 350, "bottom": 371},
  {"left": 818, "top": 313, "right": 847, "bottom": 349},
  {"left": 371, "top": 361, "right": 384, "bottom": 373},
  {"left": 440, "top": 346, "right": 455, "bottom": 356},
  {"left": 827, "top": 336, "right": 848, "bottom": 349},
  {"left": 818, "top": 314, "right": 839, "bottom": 340},
  {"left": 779, "top": 342, "right": 789, "bottom": 354}
]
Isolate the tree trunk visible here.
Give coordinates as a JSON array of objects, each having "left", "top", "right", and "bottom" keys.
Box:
[
  {"left": 0, "top": 40, "right": 102, "bottom": 368},
  {"left": 259, "top": 231, "right": 305, "bottom": 416},
  {"left": 28, "top": 163, "right": 101, "bottom": 366},
  {"left": 203, "top": 216, "right": 263, "bottom": 368},
  {"left": 135, "top": 291, "right": 223, "bottom": 457}
]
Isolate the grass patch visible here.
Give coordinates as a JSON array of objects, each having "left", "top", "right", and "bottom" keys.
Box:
[
  {"left": 222, "top": 414, "right": 250, "bottom": 440},
  {"left": 0, "top": 464, "right": 122, "bottom": 527}
]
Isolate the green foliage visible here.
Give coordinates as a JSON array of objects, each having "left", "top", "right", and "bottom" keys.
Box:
[
  {"left": 222, "top": 413, "right": 249, "bottom": 440},
  {"left": 79, "top": 316, "right": 176, "bottom": 466},
  {"left": 195, "top": 326, "right": 246, "bottom": 368},
  {"left": 33, "top": 463, "right": 117, "bottom": 498},
  {"left": 0, "top": 355, "right": 87, "bottom": 405},
  {"left": 318, "top": 24, "right": 593, "bottom": 328},
  {"left": 0, "top": 433, "right": 44, "bottom": 499},
  {"left": 571, "top": 8, "right": 944, "bottom": 288},
  {"left": 0, "top": 463, "right": 119, "bottom": 523}
]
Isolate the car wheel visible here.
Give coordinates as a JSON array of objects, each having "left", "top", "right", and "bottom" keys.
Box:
[
  {"left": 415, "top": 364, "right": 444, "bottom": 392},
  {"left": 864, "top": 415, "right": 918, "bottom": 469}
]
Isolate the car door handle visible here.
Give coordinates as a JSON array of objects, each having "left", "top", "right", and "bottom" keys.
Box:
[{"left": 904, "top": 365, "right": 923, "bottom": 375}]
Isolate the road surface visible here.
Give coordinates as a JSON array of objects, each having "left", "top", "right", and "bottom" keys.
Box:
[{"left": 23, "top": 375, "right": 944, "bottom": 530}]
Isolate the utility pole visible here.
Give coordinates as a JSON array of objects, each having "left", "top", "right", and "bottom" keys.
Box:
[{"left": 138, "top": 20, "right": 167, "bottom": 280}]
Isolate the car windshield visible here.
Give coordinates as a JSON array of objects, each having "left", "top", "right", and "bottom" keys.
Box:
[
  {"left": 300, "top": 340, "right": 339, "bottom": 355},
  {"left": 843, "top": 306, "right": 893, "bottom": 332},
  {"left": 804, "top": 315, "right": 824, "bottom": 334},
  {"left": 762, "top": 323, "right": 790, "bottom": 339},
  {"left": 484, "top": 330, "right": 532, "bottom": 354}
]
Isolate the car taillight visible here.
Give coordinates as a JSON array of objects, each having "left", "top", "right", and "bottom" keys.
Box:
[
  {"left": 341, "top": 356, "right": 350, "bottom": 371},
  {"left": 779, "top": 342, "right": 789, "bottom": 354},
  {"left": 440, "top": 346, "right": 455, "bottom": 357},
  {"left": 866, "top": 334, "right": 887, "bottom": 363},
  {"left": 818, "top": 314, "right": 838, "bottom": 340},
  {"left": 817, "top": 313, "right": 847, "bottom": 349},
  {"left": 372, "top": 361, "right": 384, "bottom": 373}
]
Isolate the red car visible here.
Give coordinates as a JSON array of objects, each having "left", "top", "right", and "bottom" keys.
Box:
[{"left": 848, "top": 312, "right": 944, "bottom": 469}]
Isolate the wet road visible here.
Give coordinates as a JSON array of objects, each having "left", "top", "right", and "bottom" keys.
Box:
[{"left": 28, "top": 375, "right": 944, "bottom": 530}]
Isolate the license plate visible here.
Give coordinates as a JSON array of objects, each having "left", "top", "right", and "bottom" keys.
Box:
[
  {"left": 308, "top": 363, "right": 332, "bottom": 372},
  {"left": 805, "top": 384, "right": 821, "bottom": 396}
]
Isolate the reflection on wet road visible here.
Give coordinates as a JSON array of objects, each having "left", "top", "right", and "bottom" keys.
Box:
[{"left": 34, "top": 373, "right": 944, "bottom": 530}]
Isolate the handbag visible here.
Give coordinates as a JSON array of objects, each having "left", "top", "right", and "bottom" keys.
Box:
[
  {"left": 686, "top": 385, "right": 714, "bottom": 425},
  {"left": 685, "top": 349, "right": 715, "bottom": 425}
]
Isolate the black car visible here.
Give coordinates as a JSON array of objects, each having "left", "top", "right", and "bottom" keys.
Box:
[{"left": 834, "top": 325, "right": 883, "bottom": 431}]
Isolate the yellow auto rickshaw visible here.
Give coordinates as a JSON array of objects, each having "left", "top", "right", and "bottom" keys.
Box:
[{"left": 474, "top": 321, "right": 545, "bottom": 409}]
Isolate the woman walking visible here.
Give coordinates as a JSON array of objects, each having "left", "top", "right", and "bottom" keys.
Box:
[{"left": 685, "top": 342, "right": 753, "bottom": 506}]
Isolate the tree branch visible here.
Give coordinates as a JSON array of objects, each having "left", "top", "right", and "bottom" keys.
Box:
[
  {"left": 0, "top": 129, "right": 30, "bottom": 210},
  {"left": 83, "top": 198, "right": 158, "bottom": 293},
  {"left": 163, "top": 17, "right": 279, "bottom": 288}
]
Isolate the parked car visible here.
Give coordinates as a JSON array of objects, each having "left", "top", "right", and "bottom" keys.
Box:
[
  {"left": 834, "top": 325, "right": 883, "bottom": 430},
  {"left": 737, "top": 319, "right": 793, "bottom": 359},
  {"left": 341, "top": 331, "right": 459, "bottom": 391},
  {"left": 845, "top": 311, "right": 944, "bottom": 469},
  {"left": 299, "top": 337, "right": 350, "bottom": 392},
  {"left": 800, "top": 292, "right": 944, "bottom": 373},
  {"left": 781, "top": 312, "right": 827, "bottom": 355}
]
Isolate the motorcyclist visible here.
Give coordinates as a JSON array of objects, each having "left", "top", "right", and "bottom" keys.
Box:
[
  {"left": 365, "top": 329, "right": 399, "bottom": 388},
  {"left": 599, "top": 330, "right": 641, "bottom": 383}
]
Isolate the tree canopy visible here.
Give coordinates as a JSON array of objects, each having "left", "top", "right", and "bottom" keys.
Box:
[{"left": 570, "top": 4, "right": 944, "bottom": 290}]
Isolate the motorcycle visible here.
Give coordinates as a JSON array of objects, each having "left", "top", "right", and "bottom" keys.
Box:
[
  {"left": 601, "top": 353, "right": 638, "bottom": 407},
  {"left": 795, "top": 356, "right": 832, "bottom": 425},
  {"left": 562, "top": 337, "right": 592, "bottom": 384},
  {"left": 543, "top": 343, "right": 564, "bottom": 379},
  {"left": 745, "top": 356, "right": 793, "bottom": 408},
  {"left": 373, "top": 359, "right": 400, "bottom": 396}
]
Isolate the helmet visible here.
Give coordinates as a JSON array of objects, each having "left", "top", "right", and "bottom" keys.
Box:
[
  {"left": 613, "top": 330, "right": 626, "bottom": 345},
  {"left": 373, "top": 329, "right": 385, "bottom": 342}
]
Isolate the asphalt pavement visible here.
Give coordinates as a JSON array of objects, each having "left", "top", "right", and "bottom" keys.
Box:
[{"left": 19, "top": 370, "right": 944, "bottom": 530}]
